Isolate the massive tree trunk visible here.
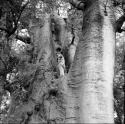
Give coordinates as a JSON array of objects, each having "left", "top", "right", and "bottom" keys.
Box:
[
  {"left": 3, "top": 14, "right": 58, "bottom": 123},
  {"left": 3, "top": 13, "right": 67, "bottom": 124},
  {"left": 2, "top": 0, "right": 116, "bottom": 123},
  {"left": 66, "top": 0, "right": 115, "bottom": 123}
]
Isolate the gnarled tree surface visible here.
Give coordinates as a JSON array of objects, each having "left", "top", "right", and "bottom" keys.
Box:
[{"left": 3, "top": 13, "right": 67, "bottom": 123}]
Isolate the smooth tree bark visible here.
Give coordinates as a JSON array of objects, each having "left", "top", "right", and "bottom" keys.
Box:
[{"left": 66, "top": 0, "right": 115, "bottom": 123}]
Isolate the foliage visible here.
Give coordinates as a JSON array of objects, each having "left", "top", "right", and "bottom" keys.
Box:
[
  {"left": 0, "top": 0, "right": 125, "bottom": 123},
  {"left": 114, "top": 33, "right": 125, "bottom": 124}
]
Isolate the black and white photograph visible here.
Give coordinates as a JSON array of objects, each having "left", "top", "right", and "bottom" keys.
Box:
[{"left": 0, "top": 0, "right": 124, "bottom": 123}]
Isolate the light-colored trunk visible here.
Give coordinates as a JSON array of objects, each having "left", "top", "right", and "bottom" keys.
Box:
[
  {"left": 4, "top": 14, "right": 58, "bottom": 123},
  {"left": 35, "top": 14, "right": 56, "bottom": 66},
  {"left": 66, "top": 0, "right": 115, "bottom": 123},
  {"left": 68, "top": 44, "right": 77, "bottom": 67}
]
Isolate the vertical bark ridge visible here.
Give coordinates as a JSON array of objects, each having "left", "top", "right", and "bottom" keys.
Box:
[
  {"left": 99, "top": 0, "right": 115, "bottom": 122},
  {"left": 65, "top": 34, "right": 82, "bottom": 123}
]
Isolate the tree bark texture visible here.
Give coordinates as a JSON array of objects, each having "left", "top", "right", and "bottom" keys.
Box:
[
  {"left": 66, "top": 0, "right": 115, "bottom": 123},
  {"left": 4, "top": 13, "right": 67, "bottom": 124},
  {"left": 2, "top": 1, "right": 116, "bottom": 123}
]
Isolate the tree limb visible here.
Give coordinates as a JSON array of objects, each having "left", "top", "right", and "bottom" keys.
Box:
[
  {"left": 1, "top": 0, "right": 29, "bottom": 37},
  {"left": 69, "top": 0, "right": 85, "bottom": 10},
  {"left": 7, "top": 0, "right": 29, "bottom": 37},
  {"left": 115, "top": 14, "right": 125, "bottom": 33},
  {"left": 15, "top": 35, "right": 31, "bottom": 44}
]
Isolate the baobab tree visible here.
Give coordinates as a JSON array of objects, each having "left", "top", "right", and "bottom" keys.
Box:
[
  {"left": 0, "top": 0, "right": 125, "bottom": 123},
  {"left": 65, "top": 0, "right": 125, "bottom": 123}
]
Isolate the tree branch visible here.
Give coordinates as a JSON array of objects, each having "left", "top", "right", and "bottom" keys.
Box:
[
  {"left": 69, "top": 0, "right": 85, "bottom": 10},
  {"left": 3, "top": 0, "right": 29, "bottom": 37},
  {"left": 16, "top": 0, "right": 29, "bottom": 23},
  {"left": 15, "top": 35, "right": 31, "bottom": 44},
  {"left": 7, "top": 0, "right": 29, "bottom": 37},
  {"left": 115, "top": 14, "right": 125, "bottom": 33}
]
